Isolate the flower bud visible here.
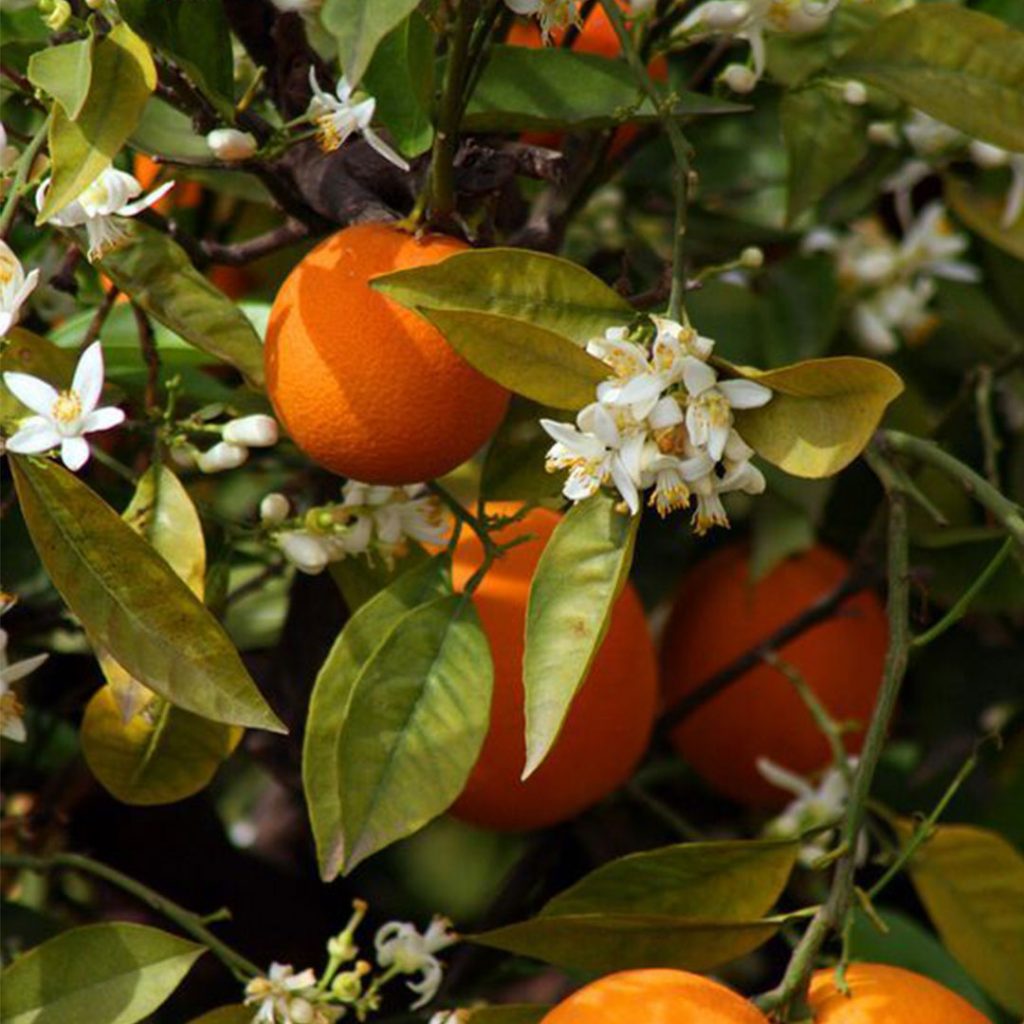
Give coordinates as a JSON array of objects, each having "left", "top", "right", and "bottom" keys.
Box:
[
  {"left": 842, "top": 80, "right": 867, "bottom": 106},
  {"left": 168, "top": 444, "right": 197, "bottom": 469},
  {"left": 206, "top": 128, "right": 258, "bottom": 162},
  {"left": 867, "top": 121, "right": 899, "bottom": 147},
  {"left": 968, "top": 140, "right": 1008, "bottom": 169},
  {"left": 701, "top": 0, "right": 749, "bottom": 30},
  {"left": 41, "top": 0, "right": 71, "bottom": 29},
  {"left": 197, "top": 440, "right": 249, "bottom": 473},
  {"left": 260, "top": 492, "right": 290, "bottom": 524},
  {"left": 287, "top": 998, "right": 315, "bottom": 1024},
  {"left": 740, "top": 246, "right": 764, "bottom": 269},
  {"left": 223, "top": 414, "right": 279, "bottom": 447},
  {"left": 278, "top": 531, "right": 330, "bottom": 574},
  {"left": 721, "top": 63, "right": 757, "bottom": 94}
]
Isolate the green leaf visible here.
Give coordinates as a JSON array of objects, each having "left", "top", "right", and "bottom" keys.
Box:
[
  {"left": 473, "top": 838, "right": 796, "bottom": 974},
  {"left": 130, "top": 97, "right": 212, "bottom": 161},
  {"left": 465, "top": 46, "right": 744, "bottom": 133},
  {"left": 0, "top": 329, "right": 77, "bottom": 430},
  {"left": 523, "top": 493, "right": 638, "bottom": 778},
  {"left": 186, "top": 1009, "right": 252, "bottom": 1024},
  {"left": 0, "top": 921, "right": 204, "bottom": 1024},
  {"left": 27, "top": 36, "right": 94, "bottom": 120},
  {"left": 945, "top": 173, "right": 1024, "bottom": 261},
  {"left": 836, "top": 4, "right": 1024, "bottom": 151},
  {"left": 729, "top": 356, "right": 905, "bottom": 478},
  {"left": 310, "top": 591, "right": 493, "bottom": 875},
  {"left": 421, "top": 309, "right": 609, "bottom": 410},
  {"left": 781, "top": 83, "right": 868, "bottom": 224},
  {"left": 373, "top": 247, "right": 633, "bottom": 347},
  {"left": 39, "top": 23, "right": 156, "bottom": 221},
  {"left": 10, "top": 457, "right": 284, "bottom": 734},
  {"left": 362, "top": 11, "right": 434, "bottom": 158},
  {"left": 119, "top": 0, "right": 234, "bottom": 112},
  {"left": 304, "top": 557, "right": 451, "bottom": 878},
  {"left": 321, "top": 0, "right": 420, "bottom": 88},
  {"left": 329, "top": 544, "right": 429, "bottom": 613},
  {"left": 905, "top": 822, "right": 1024, "bottom": 1015},
  {"left": 95, "top": 222, "right": 265, "bottom": 387}
]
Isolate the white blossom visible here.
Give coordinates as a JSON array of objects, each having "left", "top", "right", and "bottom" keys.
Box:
[
  {"left": 680, "top": 356, "right": 771, "bottom": 462},
  {"left": 306, "top": 70, "right": 409, "bottom": 170},
  {"left": 0, "top": 240, "right": 40, "bottom": 337},
  {"left": 3, "top": 341, "right": 124, "bottom": 470},
  {"left": 244, "top": 963, "right": 320, "bottom": 1024},
  {"left": 197, "top": 440, "right": 249, "bottom": 473},
  {"left": 0, "top": 611, "right": 48, "bottom": 743},
  {"left": 340, "top": 481, "right": 450, "bottom": 551},
  {"left": 260, "top": 492, "right": 291, "bottom": 525},
  {"left": 36, "top": 167, "right": 175, "bottom": 260},
  {"left": 504, "top": 0, "right": 579, "bottom": 42},
  {"left": 207, "top": 127, "right": 258, "bottom": 161},
  {"left": 223, "top": 414, "right": 280, "bottom": 448},
  {"left": 375, "top": 916, "right": 457, "bottom": 1011}
]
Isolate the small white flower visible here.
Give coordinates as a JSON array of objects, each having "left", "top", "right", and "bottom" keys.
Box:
[
  {"left": 36, "top": 167, "right": 175, "bottom": 261},
  {"left": 842, "top": 80, "right": 867, "bottom": 106},
  {"left": 740, "top": 246, "right": 764, "bottom": 269},
  {"left": 244, "top": 963, "right": 320, "bottom": 1024},
  {"left": 197, "top": 440, "right": 249, "bottom": 473},
  {"left": 898, "top": 202, "right": 978, "bottom": 283},
  {"left": 306, "top": 70, "right": 409, "bottom": 170},
  {"left": 340, "top": 481, "right": 450, "bottom": 551},
  {"left": 223, "top": 414, "right": 279, "bottom": 448},
  {"left": 3, "top": 341, "right": 124, "bottom": 471},
  {"left": 504, "top": 0, "right": 579, "bottom": 42},
  {"left": 207, "top": 128, "right": 258, "bottom": 161},
  {"left": 850, "top": 279, "right": 936, "bottom": 354},
  {"left": 375, "top": 916, "right": 457, "bottom": 1011},
  {"left": 967, "top": 142, "right": 1024, "bottom": 228},
  {"left": 0, "top": 618, "right": 48, "bottom": 743},
  {"left": 903, "top": 109, "right": 963, "bottom": 158},
  {"left": 0, "top": 240, "right": 40, "bottom": 337},
  {"left": 866, "top": 120, "right": 900, "bottom": 147},
  {"left": 278, "top": 530, "right": 332, "bottom": 574},
  {"left": 681, "top": 356, "right": 771, "bottom": 462},
  {"left": 721, "top": 63, "right": 757, "bottom": 93},
  {"left": 260, "top": 492, "right": 291, "bottom": 524}
]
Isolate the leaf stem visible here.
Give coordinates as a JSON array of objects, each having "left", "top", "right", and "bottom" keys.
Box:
[
  {"left": 0, "top": 851, "right": 261, "bottom": 981},
  {"left": 0, "top": 114, "right": 50, "bottom": 240},
  {"left": 598, "top": 0, "right": 691, "bottom": 321}
]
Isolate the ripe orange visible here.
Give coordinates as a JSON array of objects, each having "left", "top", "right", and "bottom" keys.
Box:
[
  {"left": 133, "top": 153, "right": 202, "bottom": 213},
  {"left": 264, "top": 223, "right": 510, "bottom": 484},
  {"left": 808, "top": 963, "right": 990, "bottom": 1022},
  {"left": 450, "top": 503, "right": 658, "bottom": 831},
  {"left": 662, "top": 545, "right": 888, "bottom": 807},
  {"left": 540, "top": 968, "right": 770, "bottom": 1023}
]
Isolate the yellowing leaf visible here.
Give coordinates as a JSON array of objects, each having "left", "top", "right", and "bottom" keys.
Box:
[
  {"left": 27, "top": 36, "right": 94, "bottom": 120},
  {"left": 945, "top": 173, "right": 1024, "bottom": 261},
  {"left": 905, "top": 822, "right": 1024, "bottom": 1015},
  {"left": 39, "top": 23, "right": 156, "bottom": 221},
  {"left": 729, "top": 356, "right": 904, "bottom": 478}
]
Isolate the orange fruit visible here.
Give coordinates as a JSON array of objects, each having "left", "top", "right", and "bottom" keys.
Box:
[
  {"left": 133, "top": 153, "right": 202, "bottom": 213},
  {"left": 264, "top": 223, "right": 510, "bottom": 484},
  {"left": 662, "top": 545, "right": 888, "bottom": 807},
  {"left": 450, "top": 504, "right": 658, "bottom": 831},
  {"left": 209, "top": 264, "right": 254, "bottom": 300},
  {"left": 540, "top": 968, "right": 770, "bottom": 1023},
  {"left": 808, "top": 963, "right": 990, "bottom": 1023}
]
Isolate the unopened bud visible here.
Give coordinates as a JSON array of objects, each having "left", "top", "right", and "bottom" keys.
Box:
[
  {"left": 721, "top": 63, "right": 757, "bottom": 94},
  {"left": 260, "top": 492, "right": 290, "bottom": 524},
  {"left": 842, "top": 80, "right": 867, "bottom": 106},
  {"left": 278, "top": 531, "right": 330, "bottom": 574},
  {"left": 168, "top": 444, "right": 197, "bottom": 469},
  {"left": 287, "top": 998, "right": 315, "bottom": 1024},
  {"left": 701, "top": 0, "right": 750, "bottom": 30},
  {"left": 867, "top": 121, "right": 900, "bottom": 147},
  {"left": 740, "top": 246, "right": 764, "bottom": 269},
  {"left": 206, "top": 128, "right": 258, "bottom": 161},
  {"left": 41, "top": 0, "right": 71, "bottom": 29},
  {"left": 197, "top": 440, "right": 249, "bottom": 473},
  {"left": 223, "top": 414, "right": 279, "bottom": 447},
  {"left": 969, "top": 139, "right": 1008, "bottom": 169}
]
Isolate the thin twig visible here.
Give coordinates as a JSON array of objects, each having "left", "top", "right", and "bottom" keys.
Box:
[
  {"left": 79, "top": 286, "right": 120, "bottom": 353},
  {"left": 131, "top": 303, "right": 160, "bottom": 413},
  {"left": 202, "top": 220, "right": 311, "bottom": 266}
]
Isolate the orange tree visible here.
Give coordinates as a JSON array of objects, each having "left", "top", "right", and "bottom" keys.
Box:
[{"left": 0, "top": 0, "right": 1022, "bottom": 1022}]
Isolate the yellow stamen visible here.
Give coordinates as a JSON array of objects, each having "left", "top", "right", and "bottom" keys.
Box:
[{"left": 51, "top": 390, "right": 82, "bottom": 425}]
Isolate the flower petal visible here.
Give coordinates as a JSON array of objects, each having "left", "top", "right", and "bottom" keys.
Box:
[
  {"left": 60, "top": 436, "right": 91, "bottom": 471},
  {"left": 719, "top": 378, "right": 772, "bottom": 409},
  {"left": 5, "top": 416, "right": 61, "bottom": 454},
  {"left": 362, "top": 126, "right": 411, "bottom": 171},
  {"left": 3, "top": 372, "right": 58, "bottom": 416},
  {"left": 682, "top": 355, "right": 717, "bottom": 397},
  {"left": 72, "top": 341, "right": 105, "bottom": 413},
  {"left": 119, "top": 180, "right": 176, "bottom": 217},
  {"left": 82, "top": 405, "right": 125, "bottom": 434}
]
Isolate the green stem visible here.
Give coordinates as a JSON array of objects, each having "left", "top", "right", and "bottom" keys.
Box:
[
  {"left": 1, "top": 852, "right": 261, "bottom": 981},
  {"left": 427, "top": 1, "right": 477, "bottom": 223},
  {"left": 879, "top": 430, "right": 1024, "bottom": 557},
  {"left": 758, "top": 487, "right": 911, "bottom": 1019},
  {"left": 598, "top": 0, "right": 691, "bottom": 322},
  {"left": 912, "top": 537, "right": 1013, "bottom": 648},
  {"left": 0, "top": 114, "right": 50, "bottom": 239}
]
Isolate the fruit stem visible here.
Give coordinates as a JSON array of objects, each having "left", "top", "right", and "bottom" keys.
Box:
[
  {"left": 426, "top": 1, "right": 479, "bottom": 225},
  {"left": 0, "top": 851, "right": 261, "bottom": 981},
  {"left": 598, "top": 0, "right": 692, "bottom": 323},
  {"left": 757, "top": 482, "right": 911, "bottom": 1020}
]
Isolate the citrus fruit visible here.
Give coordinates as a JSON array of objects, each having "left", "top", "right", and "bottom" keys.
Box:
[
  {"left": 540, "top": 968, "right": 770, "bottom": 1023},
  {"left": 264, "top": 223, "right": 510, "bottom": 484},
  {"left": 450, "top": 503, "right": 657, "bottom": 831},
  {"left": 133, "top": 153, "right": 202, "bottom": 213},
  {"left": 808, "top": 963, "right": 990, "bottom": 1022},
  {"left": 662, "top": 544, "right": 888, "bottom": 807}
]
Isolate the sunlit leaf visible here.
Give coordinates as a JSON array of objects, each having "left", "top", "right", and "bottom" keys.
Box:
[
  {"left": 39, "top": 23, "right": 156, "bottom": 221},
  {"left": 304, "top": 557, "right": 451, "bottom": 879},
  {"left": 321, "top": 0, "right": 420, "bottom": 88},
  {"left": 904, "top": 821, "right": 1024, "bottom": 1014},
  {"left": 422, "top": 309, "right": 609, "bottom": 410},
  {"left": 0, "top": 922, "right": 204, "bottom": 1024},
  {"left": 373, "top": 247, "right": 632, "bottom": 346},
  {"left": 95, "top": 222, "right": 265, "bottom": 387},
  {"left": 523, "top": 493, "right": 638, "bottom": 778},
  {"left": 27, "top": 36, "right": 94, "bottom": 120},
  {"left": 945, "top": 173, "right": 1024, "bottom": 261},
  {"left": 728, "top": 356, "right": 904, "bottom": 478},
  {"left": 328, "top": 544, "right": 429, "bottom": 613},
  {"left": 10, "top": 457, "right": 284, "bottom": 733},
  {"left": 465, "top": 46, "right": 744, "bottom": 133},
  {"left": 837, "top": 4, "right": 1024, "bottom": 151}
]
